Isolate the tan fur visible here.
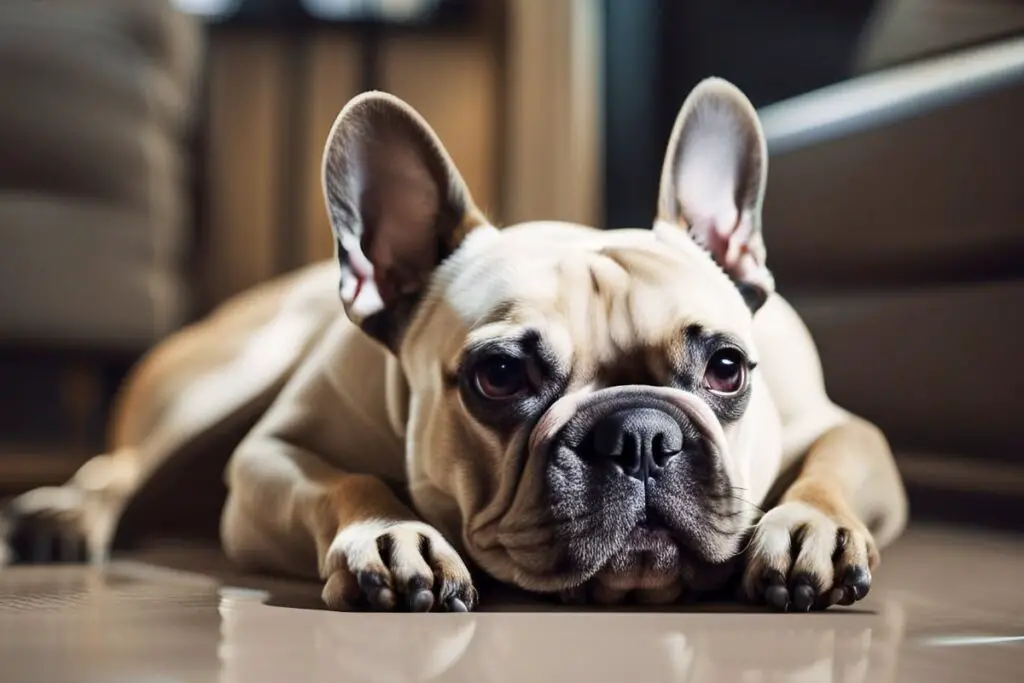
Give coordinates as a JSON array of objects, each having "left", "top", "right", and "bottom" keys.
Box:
[
  {"left": 781, "top": 416, "right": 907, "bottom": 565},
  {"left": 321, "top": 475, "right": 416, "bottom": 529},
  {"left": 8, "top": 81, "right": 907, "bottom": 613},
  {"left": 108, "top": 268, "right": 320, "bottom": 450}
]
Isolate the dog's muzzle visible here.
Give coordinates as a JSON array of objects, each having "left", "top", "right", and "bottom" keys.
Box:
[{"left": 521, "top": 385, "right": 738, "bottom": 595}]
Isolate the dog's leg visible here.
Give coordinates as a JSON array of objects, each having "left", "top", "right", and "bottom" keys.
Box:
[
  {"left": 220, "top": 314, "right": 477, "bottom": 613},
  {"left": 2, "top": 264, "right": 338, "bottom": 565},
  {"left": 744, "top": 296, "right": 909, "bottom": 611},
  {"left": 222, "top": 436, "right": 477, "bottom": 613},
  {"left": 742, "top": 415, "right": 908, "bottom": 611}
]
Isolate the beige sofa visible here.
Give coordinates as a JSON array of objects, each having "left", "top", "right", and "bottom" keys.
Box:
[{"left": 0, "top": 0, "right": 201, "bottom": 350}]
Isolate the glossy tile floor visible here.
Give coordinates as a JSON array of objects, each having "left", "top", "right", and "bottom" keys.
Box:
[{"left": 1, "top": 524, "right": 1022, "bottom": 683}]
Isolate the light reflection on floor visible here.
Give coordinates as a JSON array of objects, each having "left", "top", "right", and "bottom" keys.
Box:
[{"left": 1, "top": 525, "right": 1021, "bottom": 683}]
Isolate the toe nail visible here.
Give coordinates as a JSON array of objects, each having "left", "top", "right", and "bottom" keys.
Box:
[
  {"left": 842, "top": 566, "right": 871, "bottom": 600},
  {"left": 765, "top": 585, "right": 789, "bottom": 611},
  {"left": 792, "top": 584, "right": 815, "bottom": 612},
  {"left": 369, "top": 587, "right": 396, "bottom": 610},
  {"left": 843, "top": 565, "right": 870, "bottom": 586},
  {"left": 357, "top": 571, "right": 388, "bottom": 591},
  {"left": 445, "top": 597, "right": 468, "bottom": 613},
  {"left": 409, "top": 589, "right": 434, "bottom": 613},
  {"left": 827, "top": 588, "right": 845, "bottom": 606}
]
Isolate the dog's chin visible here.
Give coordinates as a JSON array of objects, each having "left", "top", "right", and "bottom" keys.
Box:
[
  {"left": 595, "top": 525, "right": 683, "bottom": 591},
  {"left": 567, "top": 524, "right": 742, "bottom": 605}
]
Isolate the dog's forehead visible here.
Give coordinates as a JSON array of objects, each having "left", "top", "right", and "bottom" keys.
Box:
[{"left": 437, "top": 222, "right": 754, "bottom": 359}]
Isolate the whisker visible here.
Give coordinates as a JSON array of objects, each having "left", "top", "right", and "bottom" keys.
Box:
[
  {"left": 721, "top": 492, "right": 765, "bottom": 516},
  {"left": 733, "top": 529, "right": 760, "bottom": 556}
]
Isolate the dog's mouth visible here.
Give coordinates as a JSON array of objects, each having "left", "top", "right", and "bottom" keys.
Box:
[
  {"left": 595, "top": 524, "right": 684, "bottom": 589},
  {"left": 556, "top": 523, "right": 742, "bottom": 605},
  {"left": 506, "top": 386, "right": 746, "bottom": 599}
]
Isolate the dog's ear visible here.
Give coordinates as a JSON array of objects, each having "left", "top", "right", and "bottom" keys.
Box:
[
  {"left": 657, "top": 77, "right": 774, "bottom": 311},
  {"left": 322, "top": 92, "right": 487, "bottom": 349}
]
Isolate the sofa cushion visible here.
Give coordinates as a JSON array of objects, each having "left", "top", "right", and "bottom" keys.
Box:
[
  {"left": 0, "top": 196, "right": 187, "bottom": 349},
  {"left": 791, "top": 279, "right": 1023, "bottom": 462},
  {"left": 0, "top": 0, "right": 200, "bottom": 349}
]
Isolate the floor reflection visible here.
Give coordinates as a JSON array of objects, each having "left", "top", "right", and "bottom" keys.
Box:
[
  {"left": 216, "top": 587, "right": 907, "bottom": 683},
  {"left": 6, "top": 526, "right": 1022, "bottom": 683}
]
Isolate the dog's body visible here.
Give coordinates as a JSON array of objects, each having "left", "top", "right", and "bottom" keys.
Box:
[{"left": 6, "top": 80, "right": 907, "bottom": 612}]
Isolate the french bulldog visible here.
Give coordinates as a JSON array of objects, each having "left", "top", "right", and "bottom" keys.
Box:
[{"left": 3, "top": 78, "right": 907, "bottom": 612}]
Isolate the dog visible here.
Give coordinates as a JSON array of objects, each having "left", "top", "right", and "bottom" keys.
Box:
[{"left": 3, "top": 79, "right": 907, "bottom": 612}]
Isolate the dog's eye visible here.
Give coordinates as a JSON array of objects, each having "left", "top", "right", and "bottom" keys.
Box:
[
  {"left": 473, "top": 354, "right": 529, "bottom": 400},
  {"left": 703, "top": 348, "right": 746, "bottom": 394}
]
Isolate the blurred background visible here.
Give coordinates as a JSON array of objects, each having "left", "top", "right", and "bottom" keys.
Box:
[{"left": 0, "top": 0, "right": 1022, "bottom": 535}]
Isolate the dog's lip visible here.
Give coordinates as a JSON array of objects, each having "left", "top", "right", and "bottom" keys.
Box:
[
  {"left": 528, "top": 385, "right": 728, "bottom": 461},
  {"left": 595, "top": 527, "right": 682, "bottom": 589}
]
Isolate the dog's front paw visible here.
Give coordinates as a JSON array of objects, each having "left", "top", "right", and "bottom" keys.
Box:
[
  {"left": 741, "top": 502, "right": 878, "bottom": 612},
  {"left": 320, "top": 520, "right": 477, "bottom": 613}
]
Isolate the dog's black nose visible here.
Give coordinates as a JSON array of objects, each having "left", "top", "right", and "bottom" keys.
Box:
[{"left": 590, "top": 408, "right": 684, "bottom": 480}]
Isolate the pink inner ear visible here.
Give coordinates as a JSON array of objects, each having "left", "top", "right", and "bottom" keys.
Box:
[
  {"left": 689, "top": 211, "right": 773, "bottom": 294},
  {"left": 689, "top": 210, "right": 747, "bottom": 270},
  {"left": 673, "top": 131, "right": 758, "bottom": 277},
  {"left": 338, "top": 230, "right": 384, "bottom": 321},
  {"left": 689, "top": 217, "right": 727, "bottom": 266},
  {"left": 350, "top": 272, "right": 366, "bottom": 307}
]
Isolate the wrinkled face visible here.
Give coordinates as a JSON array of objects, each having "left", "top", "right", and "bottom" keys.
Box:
[
  {"left": 401, "top": 223, "right": 780, "bottom": 603},
  {"left": 322, "top": 80, "right": 781, "bottom": 603}
]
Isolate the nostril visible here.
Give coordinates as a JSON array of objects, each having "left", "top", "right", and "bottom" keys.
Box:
[
  {"left": 620, "top": 433, "right": 641, "bottom": 476},
  {"left": 588, "top": 408, "right": 686, "bottom": 479},
  {"left": 651, "top": 434, "right": 666, "bottom": 467},
  {"left": 593, "top": 417, "right": 625, "bottom": 461},
  {"left": 592, "top": 425, "right": 643, "bottom": 476},
  {"left": 651, "top": 432, "right": 683, "bottom": 467}
]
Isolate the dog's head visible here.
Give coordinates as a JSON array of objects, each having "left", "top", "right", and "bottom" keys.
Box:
[{"left": 321, "top": 78, "right": 782, "bottom": 604}]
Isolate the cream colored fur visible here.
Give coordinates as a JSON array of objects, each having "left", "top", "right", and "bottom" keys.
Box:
[{"left": 6, "top": 79, "right": 907, "bottom": 613}]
